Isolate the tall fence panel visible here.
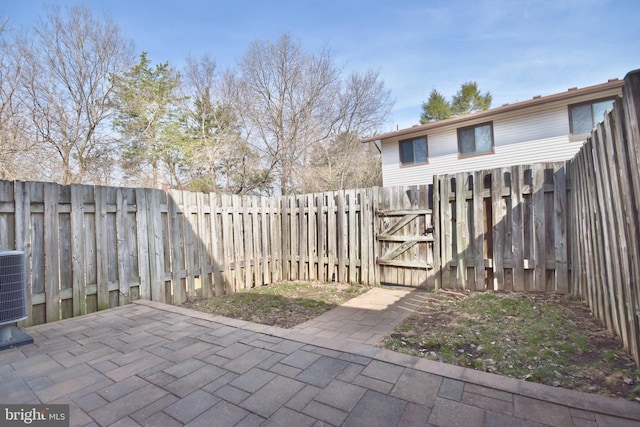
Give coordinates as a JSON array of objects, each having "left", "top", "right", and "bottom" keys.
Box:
[
  {"left": 278, "top": 188, "right": 378, "bottom": 285},
  {"left": 567, "top": 70, "right": 640, "bottom": 364},
  {"left": 0, "top": 183, "right": 152, "bottom": 325},
  {"left": 432, "top": 163, "right": 570, "bottom": 293}
]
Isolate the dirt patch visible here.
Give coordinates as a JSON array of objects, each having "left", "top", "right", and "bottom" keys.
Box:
[
  {"left": 381, "top": 289, "right": 640, "bottom": 401},
  {"left": 183, "top": 282, "right": 370, "bottom": 329}
]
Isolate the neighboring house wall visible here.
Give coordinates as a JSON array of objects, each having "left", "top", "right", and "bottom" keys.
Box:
[{"left": 374, "top": 81, "right": 623, "bottom": 187}]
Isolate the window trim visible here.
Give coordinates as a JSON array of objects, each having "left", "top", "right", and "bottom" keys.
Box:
[
  {"left": 568, "top": 97, "right": 616, "bottom": 141},
  {"left": 456, "top": 121, "right": 495, "bottom": 159},
  {"left": 399, "top": 136, "right": 428, "bottom": 167}
]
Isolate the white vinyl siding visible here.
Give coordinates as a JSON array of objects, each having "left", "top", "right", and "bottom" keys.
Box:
[
  {"left": 380, "top": 96, "right": 615, "bottom": 187},
  {"left": 382, "top": 136, "right": 576, "bottom": 186}
]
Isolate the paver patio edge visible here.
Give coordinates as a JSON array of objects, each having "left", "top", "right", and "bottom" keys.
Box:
[{"left": 132, "top": 299, "right": 640, "bottom": 423}]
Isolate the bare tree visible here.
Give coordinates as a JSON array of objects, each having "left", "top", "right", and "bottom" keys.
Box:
[
  {"left": 335, "top": 70, "right": 393, "bottom": 136},
  {"left": 0, "top": 18, "right": 19, "bottom": 180},
  {"left": 0, "top": 18, "right": 40, "bottom": 181},
  {"left": 19, "top": 5, "right": 134, "bottom": 185},
  {"left": 226, "top": 33, "right": 392, "bottom": 195},
  {"left": 299, "top": 69, "right": 391, "bottom": 192},
  {"left": 301, "top": 132, "right": 382, "bottom": 193},
  {"left": 225, "top": 33, "right": 341, "bottom": 194}
]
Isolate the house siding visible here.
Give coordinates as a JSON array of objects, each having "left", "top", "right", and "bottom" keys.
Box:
[
  {"left": 382, "top": 136, "right": 575, "bottom": 186},
  {"left": 380, "top": 85, "right": 622, "bottom": 187}
]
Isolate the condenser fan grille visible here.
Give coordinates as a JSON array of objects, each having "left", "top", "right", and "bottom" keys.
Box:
[
  {"left": 0, "top": 250, "right": 27, "bottom": 325},
  {"left": 0, "top": 249, "right": 32, "bottom": 350}
]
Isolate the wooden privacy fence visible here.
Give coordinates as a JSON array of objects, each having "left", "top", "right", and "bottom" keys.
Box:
[
  {"left": 432, "top": 162, "right": 569, "bottom": 293},
  {"left": 0, "top": 182, "right": 437, "bottom": 326},
  {"left": 567, "top": 70, "right": 640, "bottom": 364},
  {"left": 0, "top": 183, "right": 165, "bottom": 326}
]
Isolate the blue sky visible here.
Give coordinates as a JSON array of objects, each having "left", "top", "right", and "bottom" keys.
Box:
[{"left": 2, "top": 0, "right": 638, "bottom": 131}]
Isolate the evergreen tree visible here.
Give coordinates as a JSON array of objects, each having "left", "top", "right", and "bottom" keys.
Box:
[
  {"left": 420, "top": 82, "right": 492, "bottom": 124},
  {"left": 420, "top": 89, "right": 452, "bottom": 123},
  {"left": 111, "top": 52, "right": 183, "bottom": 187},
  {"left": 451, "top": 81, "right": 492, "bottom": 116}
]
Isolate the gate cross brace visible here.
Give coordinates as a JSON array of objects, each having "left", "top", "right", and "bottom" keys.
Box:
[
  {"left": 378, "top": 239, "right": 419, "bottom": 262},
  {"left": 377, "top": 213, "right": 418, "bottom": 238}
]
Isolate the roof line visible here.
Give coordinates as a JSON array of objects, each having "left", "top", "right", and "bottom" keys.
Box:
[{"left": 361, "top": 78, "right": 623, "bottom": 143}]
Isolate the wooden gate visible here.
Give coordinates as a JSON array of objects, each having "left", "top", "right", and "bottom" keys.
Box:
[{"left": 375, "top": 186, "right": 435, "bottom": 287}]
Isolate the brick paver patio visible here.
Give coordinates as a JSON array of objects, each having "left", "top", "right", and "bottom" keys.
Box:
[
  {"left": 1, "top": 289, "right": 640, "bottom": 426},
  {"left": 293, "top": 287, "right": 429, "bottom": 345}
]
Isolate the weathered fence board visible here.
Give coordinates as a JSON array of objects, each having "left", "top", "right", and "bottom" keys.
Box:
[
  {"left": 44, "top": 184, "right": 60, "bottom": 323},
  {"left": 510, "top": 166, "right": 524, "bottom": 292},
  {"left": 70, "top": 185, "right": 85, "bottom": 316}
]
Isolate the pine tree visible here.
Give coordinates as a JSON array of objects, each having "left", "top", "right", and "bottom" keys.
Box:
[
  {"left": 420, "top": 82, "right": 492, "bottom": 124},
  {"left": 111, "top": 52, "right": 183, "bottom": 187}
]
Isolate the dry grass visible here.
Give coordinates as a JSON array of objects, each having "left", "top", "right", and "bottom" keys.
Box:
[{"left": 381, "top": 290, "right": 640, "bottom": 401}]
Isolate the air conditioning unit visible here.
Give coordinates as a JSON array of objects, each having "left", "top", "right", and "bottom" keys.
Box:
[{"left": 0, "top": 249, "right": 33, "bottom": 350}]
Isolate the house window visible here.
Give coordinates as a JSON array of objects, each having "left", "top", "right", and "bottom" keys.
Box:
[
  {"left": 569, "top": 98, "right": 615, "bottom": 136},
  {"left": 399, "top": 137, "right": 427, "bottom": 166},
  {"left": 457, "top": 122, "right": 494, "bottom": 157}
]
